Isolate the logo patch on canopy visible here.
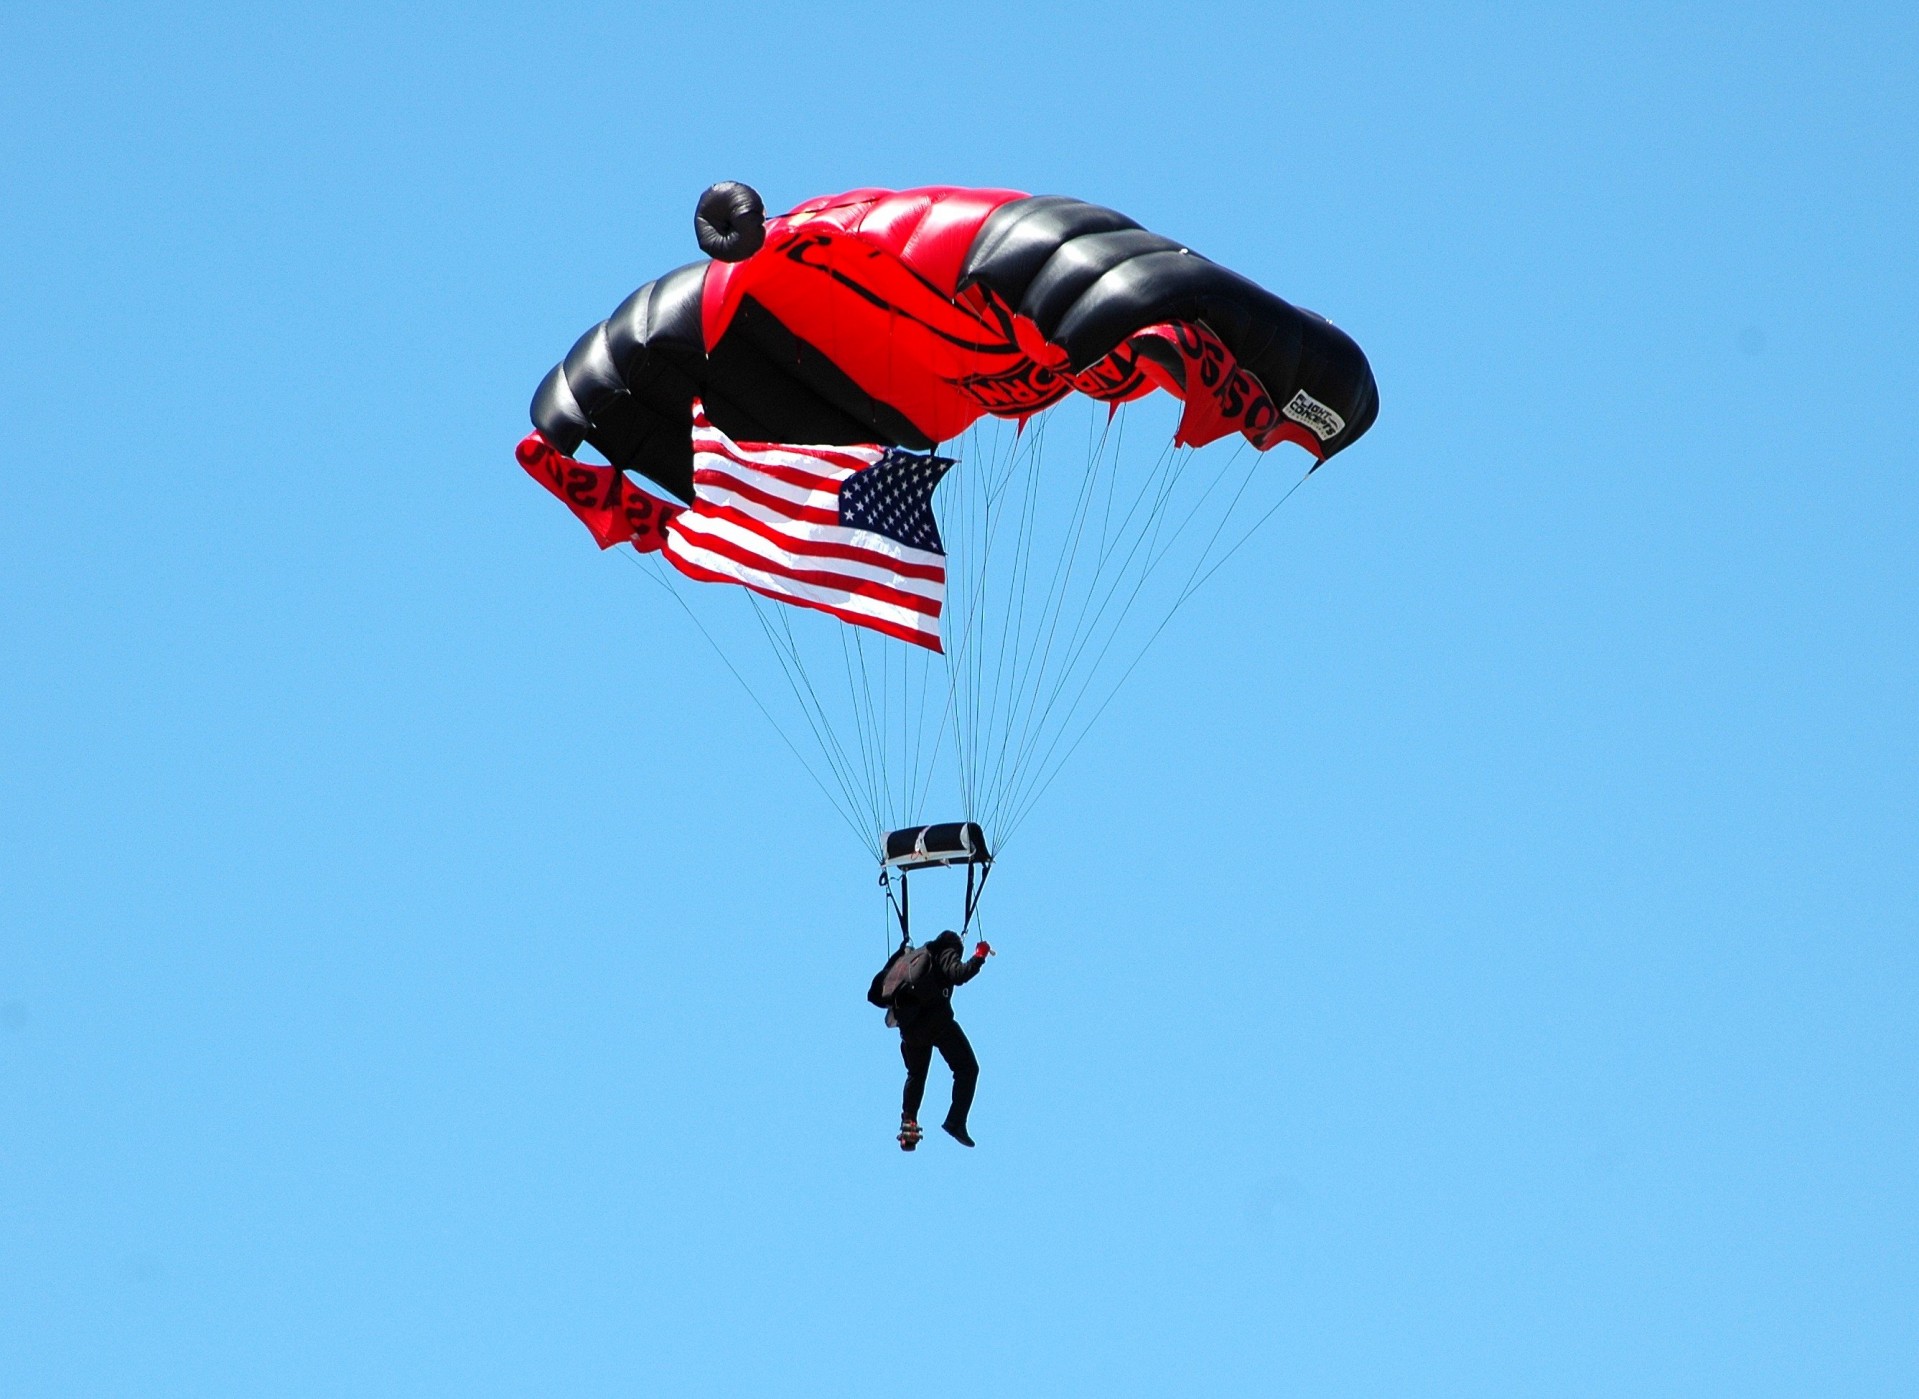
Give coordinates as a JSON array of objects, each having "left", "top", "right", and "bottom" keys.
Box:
[{"left": 1281, "top": 389, "right": 1347, "bottom": 443}]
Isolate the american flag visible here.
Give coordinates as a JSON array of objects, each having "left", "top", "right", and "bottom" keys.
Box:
[{"left": 661, "top": 401, "right": 955, "bottom": 651}]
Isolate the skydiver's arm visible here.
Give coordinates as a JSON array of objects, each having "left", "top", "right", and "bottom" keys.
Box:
[{"left": 942, "top": 947, "right": 987, "bottom": 986}]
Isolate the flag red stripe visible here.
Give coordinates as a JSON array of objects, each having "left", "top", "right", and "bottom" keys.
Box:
[{"left": 668, "top": 519, "right": 941, "bottom": 617}]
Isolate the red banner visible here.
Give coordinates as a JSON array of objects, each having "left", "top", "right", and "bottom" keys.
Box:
[{"left": 516, "top": 433, "right": 682, "bottom": 551}]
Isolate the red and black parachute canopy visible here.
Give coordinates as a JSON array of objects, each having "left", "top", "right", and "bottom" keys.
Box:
[{"left": 531, "top": 185, "right": 1378, "bottom": 503}]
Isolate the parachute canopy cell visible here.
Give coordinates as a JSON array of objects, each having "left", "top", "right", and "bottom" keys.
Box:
[{"left": 531, "top": 186, "right": 1378, "bottom": 503}]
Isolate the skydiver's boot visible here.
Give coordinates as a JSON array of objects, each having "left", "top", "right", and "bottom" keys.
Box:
[
  {"left": 941, "top": 1118, "right": 975, "bottom": 1148},
  {"left": 898, "top": 1117, "right": 922, "bottom": 1152}
]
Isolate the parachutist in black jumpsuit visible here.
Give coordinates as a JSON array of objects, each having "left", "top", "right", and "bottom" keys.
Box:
[{"left": 873, "top": 930, "right": 988, "bottom": 1147}]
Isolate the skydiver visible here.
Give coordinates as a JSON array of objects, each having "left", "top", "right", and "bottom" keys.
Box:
[{"left": 869, "top": 930, "right": 992, "bottom": 1150}]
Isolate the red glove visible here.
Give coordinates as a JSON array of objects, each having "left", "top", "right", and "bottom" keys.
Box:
[{"left": 974, "top": 941, "right": 994, "bottom": 959}]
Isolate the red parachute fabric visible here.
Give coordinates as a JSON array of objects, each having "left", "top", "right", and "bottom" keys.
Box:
[{"left": 700, "top": 187, "right": 1322, "bottom": 460}]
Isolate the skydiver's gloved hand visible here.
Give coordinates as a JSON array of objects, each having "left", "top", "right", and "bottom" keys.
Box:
[{"left": 974, "top": 941, "right": 993, "bottom": 960}]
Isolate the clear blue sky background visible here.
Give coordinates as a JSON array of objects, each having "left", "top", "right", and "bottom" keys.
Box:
[{"left": 3, "top": 3, "right": 1914, "bottom": 1395}]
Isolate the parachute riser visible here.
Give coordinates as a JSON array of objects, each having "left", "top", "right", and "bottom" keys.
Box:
[
  {"left": 879, "top": 851, "right": 991, "bottom": 944},
  {"left": 961, "top": 859, "right": 992, "bottom": 938},
  {"left": 881, "top": 866, "right": 911, "bottom": 949}
]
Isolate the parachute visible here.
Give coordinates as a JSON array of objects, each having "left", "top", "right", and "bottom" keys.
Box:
[{"left": 521, "top": 184, "right": 1377, "bottom": 930}]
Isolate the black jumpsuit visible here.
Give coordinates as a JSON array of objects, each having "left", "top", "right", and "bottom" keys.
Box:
[{"left": 876, "top": 931, "right": 985, "bottom": 1134}]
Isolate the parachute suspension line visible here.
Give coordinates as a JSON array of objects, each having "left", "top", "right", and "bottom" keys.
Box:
[
  {"left": 962, "top": 421, "right": 1005, "bottom": 821},
  {"left": 998, "top": 463, "right": 1315, "bottom": 845},
  {"left": 886, "top": 633, "right": 902, "bottom": 827},
  {"left": 1068, "top": 440, "right": 1264, "bottom": 674},
  {"left": 838, "top": 622, "right": 886, "bottom": 846},
  {"left": 925, "top": 402, "right": 1142, "bottom": 845},
  {"left": 909, "top": 414, "right": 997, "bottom": 823},
  {"left": 1018, "top": 430, "right": 1185, "bottom": 716},
  {"left": 850, "top": 626, "right": 892, "bottom": 848},
  {"left": 955, "top": 431, "right": 1015, "bottom": 823},
  {"left": 829, "top": 633, "right": 874, "bottom": 822},
  {"left": 960, "top": 426, "right": 1000, "bottom": 819},
  {"left": 868, "top": 629, "right": 895, "bottom": 832},
  {"left": 989, "top": 444, "right": 1218, "bottom": 834},
  {"left": 1170, "top": 461, "right": 1314, "bottom": 611},
  {"left": 761, "top": 591, "right": 888, "bottom": 846},
  {"left": 743, "top": 592, "right": 877, "bottom": 846},
  {"left": 894, "top": 632, "right": 906, "bottom": 823},
  {"left": 1000, "top": 450, "right": 1301, "bottom": 843},
  {"left": 907, "top": 637, "right": 950, "bottom": 827},
  {"left": 989, "top": 417, "right": 1157, "bottom": 813},
  {"left": 990, "top": 429, "right": 1255, "bottom": 837},
  {"left": 982, "top": 414, "right": 1174, "bottom": 836},
  {"left": 962, "top": 414, "right": 1043, "bottom": 824},
  {"left": 999, "top": 416, "right": 1133, "bottom": 756},
  {"left": 942, "top": 423, "right": 993, "bottom": 829},
  {"left": 1094, "top": 399, "right": 1132, "bottom": 558},
  {"left": 975, "top": 405, "right": 1081, "bottom": 836},
  {"left": 891, "top": 634, "right": 904, "bottom": 822},
  {"left": 822, "top": 621, "right": 870, "bottom": 836},
  {"left": 1145, "top": 440, "right": 1256, "bottom": 580},
  {"left": 941, "top": 413, "right": 1033, "bottom": 827},
  {"left": 987, "top": 418, "right": 1258, "bottom": 842},
  {"left": 751, "top": 607, "right": 876, "bottom": 847},
  {"left": 974, "top": 444, "right": 1091, "bottom": 833},
  {"left": 624, "top": 552, "right": 874, "bottom": 855},
  {"left": 976, "top": 407, "right": 1141, "bottom": 832},
  {"left": 993, "top": 441, "right": 1250, "bottom": 836},
  {"left": 989, "top": 435, "right": 1207, "bottom": 819},
  {"left": 907, "top": 639, "right": 940, "bottom": 823},
  {"left": 908, "top": 621, "right": 941, "bottom": 821},
  {"left": 745, "top": 597, "right": 857, "bottom": 809},
  {"left": 952, "top": 417, "right": 998, "bottom": 824}
]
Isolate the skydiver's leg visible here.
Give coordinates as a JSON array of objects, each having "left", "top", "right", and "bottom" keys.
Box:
[
  {"left": 934, "top": 1021, "right": 978, "bottom": 1146},
  {"left": 900, "top": 1036, "right": 933, "bottom": 1121}
]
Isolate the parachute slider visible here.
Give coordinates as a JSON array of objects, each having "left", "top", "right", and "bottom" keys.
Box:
[
  {"left": 883, "top": 822, "right": 991, "bottom": 872},
  {"left": 695, "top": 181, "right": 765, "bottom": 262}
]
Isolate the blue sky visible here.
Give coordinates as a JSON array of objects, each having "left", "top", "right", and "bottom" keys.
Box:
[{"left": 2, "top": 3, "right": 1914, "bottom": 1394}]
